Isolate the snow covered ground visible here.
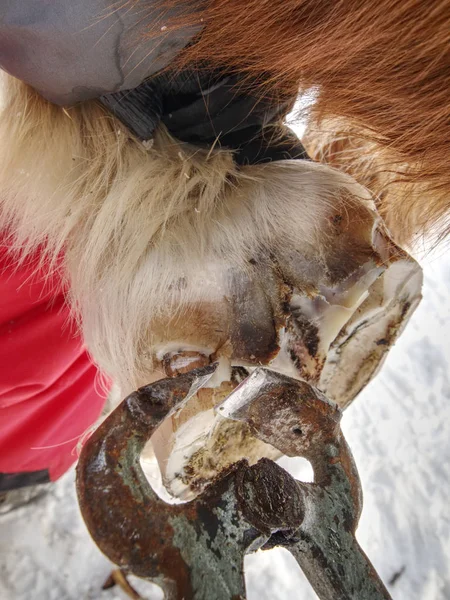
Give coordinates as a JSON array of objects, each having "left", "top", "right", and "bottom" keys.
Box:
[{"left": 1, "top": 249, "right": 449, "bottom": 600}]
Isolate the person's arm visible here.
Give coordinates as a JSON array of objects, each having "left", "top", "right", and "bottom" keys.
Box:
[{"left": 0, "top": 243, "right": 107, "bottom": 491}]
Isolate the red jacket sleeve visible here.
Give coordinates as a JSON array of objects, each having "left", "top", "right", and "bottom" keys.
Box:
[{"left": 0, "top": 241, "right": 108, "bottom": 486}]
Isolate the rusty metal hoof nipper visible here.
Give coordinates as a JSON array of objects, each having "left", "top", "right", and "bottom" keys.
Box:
[{"left": 76, "top": 365, "right": 393, "bottom": 600}]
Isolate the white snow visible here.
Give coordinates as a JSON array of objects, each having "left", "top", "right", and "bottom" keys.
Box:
[{"left": 1, "top": 251, "right": 449, "bottom": 600}]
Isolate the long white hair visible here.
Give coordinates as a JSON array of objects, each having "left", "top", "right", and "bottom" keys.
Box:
[{"left": 0, "top": 75, "right": 414, "bottom": 395}]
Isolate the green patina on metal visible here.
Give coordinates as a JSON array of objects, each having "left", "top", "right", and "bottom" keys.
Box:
[
  {"left": 168, "top": 486, "right": 252, "bottom": 600},
  {"left": 76, "top": 365, "right": 393, "bottom": 600}
]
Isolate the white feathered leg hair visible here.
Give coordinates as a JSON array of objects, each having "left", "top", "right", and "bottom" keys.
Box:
[{"left": 0, "top": 75, "right": 420, "bottom": 400}]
